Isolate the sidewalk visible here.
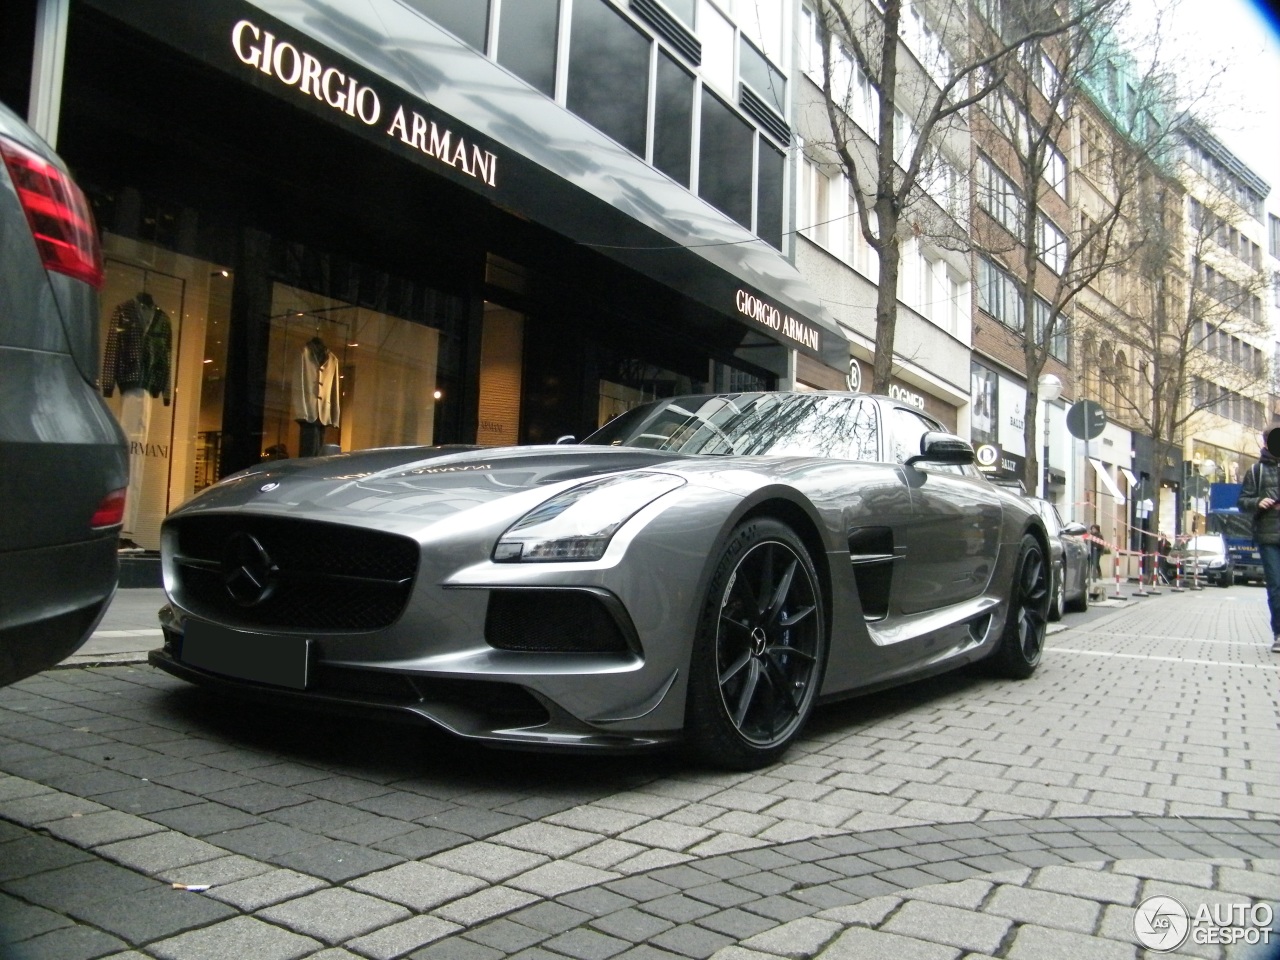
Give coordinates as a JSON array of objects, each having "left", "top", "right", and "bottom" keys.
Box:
[
  {"left": 11, "top": 581, "right": 1277, "bottom": 959},
  {"left": 65, "top": 587, "right": 167, "bottom": 666}
]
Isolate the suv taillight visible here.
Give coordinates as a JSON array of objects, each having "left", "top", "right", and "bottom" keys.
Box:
[
  {"left": 0, "top": 136, "right": 103, "bottom": 288},
  {"left": 90, "top": 489, "right": 127, "bottom": 529}
]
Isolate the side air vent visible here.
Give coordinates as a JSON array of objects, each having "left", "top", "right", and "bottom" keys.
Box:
[
  {"left": 739, "top": 84, "right": 792, "bottom": 146},
  {"left": 848, "top": 526, "right": 896, "bottom": 621},
  {"left": 630, "top": 0, "right": 701, "bottom": 66}
]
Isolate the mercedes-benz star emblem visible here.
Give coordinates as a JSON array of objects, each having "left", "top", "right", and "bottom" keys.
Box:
[{"left": 222, "top": 532, "right": 279, "bottom": 607}]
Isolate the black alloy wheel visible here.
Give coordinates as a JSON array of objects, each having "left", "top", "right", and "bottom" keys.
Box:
[
  {"left": 989, "top": 533, "right": 1049, "bottom": 679},
  {"left": 686, "top": 518, "right": 826, "bottom": 769}
]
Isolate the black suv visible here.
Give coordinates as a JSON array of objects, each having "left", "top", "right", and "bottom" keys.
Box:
[{"left": 0, "top": 101, "right": 127, "bottom": 685}]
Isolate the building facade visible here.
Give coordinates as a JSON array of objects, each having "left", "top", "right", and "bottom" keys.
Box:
[{"left": 4, "top": 0, "right": 849, "bottom": 551}]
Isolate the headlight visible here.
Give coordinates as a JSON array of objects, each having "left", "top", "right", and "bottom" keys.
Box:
[
  {"left": 1208, "top": 558, "right": 1225, "bottom": 568},
  {"left": 493, "top": 473, "right": 685, "bottom": 562}
]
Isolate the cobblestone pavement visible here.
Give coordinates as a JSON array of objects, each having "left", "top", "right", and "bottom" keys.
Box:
[{"left": 0, "top": 586, "right": 1276, "bottom": 959}]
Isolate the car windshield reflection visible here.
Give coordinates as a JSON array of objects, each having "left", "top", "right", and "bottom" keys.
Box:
[{"left": 585, "top": 393, "right": 880, "bottom": 461}]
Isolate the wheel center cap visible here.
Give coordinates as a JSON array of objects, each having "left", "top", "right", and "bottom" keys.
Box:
[{"left": 750, "top": 626, "right": 768, "bottom": 657}]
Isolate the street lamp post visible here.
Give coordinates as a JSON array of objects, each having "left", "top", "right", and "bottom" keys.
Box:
[{"left": 1038, "top": 374, "right": 1062, "bottom": 500}]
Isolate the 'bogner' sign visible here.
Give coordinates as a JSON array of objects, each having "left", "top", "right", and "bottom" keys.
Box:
[
  {"left": 734, "top": 290, "right": 821, "bottom": 353},
  {"left": 231, "top": 20, "right": 498, "bottom": 188}
]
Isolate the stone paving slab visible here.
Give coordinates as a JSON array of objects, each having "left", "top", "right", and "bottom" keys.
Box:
[{"left": 0, "top": 589, "right": 1275, "bottom": 958}]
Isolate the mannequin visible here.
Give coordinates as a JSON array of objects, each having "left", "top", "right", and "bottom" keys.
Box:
[
  {"left": 293, "top": 335, "right": 340, "bottom": 456},
  {"left": 102, "top": 292, "right": 173, "bottom": 405},
  {"left": 102, "top": 292, "right": 174, "bottom": 540}
]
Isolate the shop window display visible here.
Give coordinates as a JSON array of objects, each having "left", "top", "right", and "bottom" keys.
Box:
[
  {"left": 98, "top": 236, "right": 231, "bottom": 551},
  {"left": 262, "top": 283, "right": 444, "bottom": 457}
]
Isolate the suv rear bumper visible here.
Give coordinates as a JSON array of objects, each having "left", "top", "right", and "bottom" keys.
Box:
[{"left": 0, "top": 536, "right": 119, "bottom": 684}]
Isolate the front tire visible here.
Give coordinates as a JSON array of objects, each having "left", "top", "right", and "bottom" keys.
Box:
[
  {"left": 988, "top": 533, "right": 1049, "bottom": 679},
  {"left": 685, "top": 518, "right": 826, "bottom": 770}
]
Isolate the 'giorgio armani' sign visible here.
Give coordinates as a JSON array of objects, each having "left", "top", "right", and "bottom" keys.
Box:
[
  {"left": 734, "top": 290, "right": 821, "bottom": 353},
  {"left": 231, "top": 19, "right": 498, "bottom": 188}
]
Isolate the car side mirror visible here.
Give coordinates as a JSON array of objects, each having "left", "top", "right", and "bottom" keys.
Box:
[
  {"left": 1062, "top": 522, "right": 1088, "bottom": 536},
  {"left": 905, "top": 432, "right": 974, "bottom": 467}
]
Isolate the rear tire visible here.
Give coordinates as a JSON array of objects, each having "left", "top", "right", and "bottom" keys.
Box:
[
  {"left": 1047, "top": 562, "right": 1065, "bottom": 622},
  {"left": 988, "top": 533, "right": 1049, "bottom": 679},
  {"left": 685, "top": 518, "right": 826, "bottom": 770}
]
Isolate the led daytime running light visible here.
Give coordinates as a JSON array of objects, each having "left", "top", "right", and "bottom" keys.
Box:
[{"left": 495, "top": 473, "right": 684, "bottom": 562}]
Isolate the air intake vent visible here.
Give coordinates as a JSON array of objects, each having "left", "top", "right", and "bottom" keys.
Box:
[
  {"left": 740, "top": 84, "right": 791, "bottom": 146},
  {"left": 630, "top": 0, "right": 701, "bottom": 66}
]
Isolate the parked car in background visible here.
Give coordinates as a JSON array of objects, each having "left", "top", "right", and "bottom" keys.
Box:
[
  {"left": 150, "top": 391, "right": 1051, "bottom": 769},
  {"left": 1173, "top": 534, "right": 1234, "bottom": 588},
  {"left": 1025, "top": 497, "right": 1090, "bottom": 620},
  {"left": 0, "top": 101, "right": 127, "bottom": 686}
]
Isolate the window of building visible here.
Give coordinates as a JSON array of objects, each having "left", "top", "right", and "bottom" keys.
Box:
[
  {"left": 976, "top": 256, "right": 1023, "bottom": 328},
  {"left": 408, "top": 1, "right": 489, "bottom": 50},
  {"left": 698, "top": 0, "right": 736, "bottom": 94},
  {"left": 654, "top": 51, "right": 695, "bottom": 186},
  {"left": 799, "top": 158, "right": 830, "bottom": 248},
  {"left": 567, "top": 0, "right": 651, "bottom": 158},
  {"left": 977, "top": 155, "right": 1022, "bottom": 235},
  {"left": 1035, "top": 296, "right": 1068, "bottom": 361},
  {"left": 1045, "top": 142, "right": 1067, "bottom": 199},
  {"left": 732, "top": 0, "right": 785, "bottom": 66},
  {"left": 1269, "top": 213, "right": 1280, "bottom": 259},
  {"left": 496, "top": 0, "right": 559, "bottom": 95},
  {"left": 739, "top": 35, "right": 786, "bottom": 115},
  {"left": 698, "top": 88, "right": 754, "bottom": 227},
  {"left": 757, "top": 140, "right": 785, "bottom": 249},
  {"left": 1038, "top": 215, "right": 1068, "bottom": 274}
]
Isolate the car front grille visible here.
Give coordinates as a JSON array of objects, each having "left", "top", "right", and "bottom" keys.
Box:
[{"left": 167, "top": 515, "right": 418, "bottom": 631}]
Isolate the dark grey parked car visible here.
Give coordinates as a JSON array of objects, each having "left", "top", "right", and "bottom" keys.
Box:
[
  {"left": 151, "top": 391, "right": 1050, "bottom": 768},
  {"left": 1025, "top": 497, "right": 1090, "bottom": 620},
  {"left": 0, "top": 101, "right": 127, "bottom": 686}
]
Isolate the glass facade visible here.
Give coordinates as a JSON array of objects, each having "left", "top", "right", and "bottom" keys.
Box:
[{"left": 413, "top": 0, "right": 791, "bottom": 247}]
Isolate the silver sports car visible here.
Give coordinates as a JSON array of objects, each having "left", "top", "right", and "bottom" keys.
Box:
[{"left": 151, "top": 392, "right": 1050, "bottom": 768}]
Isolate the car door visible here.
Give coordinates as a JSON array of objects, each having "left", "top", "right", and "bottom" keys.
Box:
[{"left": 885, "top": 404, "right": 1003, "bottom": 614}]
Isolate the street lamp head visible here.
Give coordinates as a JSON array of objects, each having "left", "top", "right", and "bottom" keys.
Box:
[{"left": 1038, "top": 373, "right": 1063, "bottom": 403}]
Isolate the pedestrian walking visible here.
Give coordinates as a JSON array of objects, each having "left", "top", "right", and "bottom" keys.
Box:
[
  {"left": 1237, "top": 426, "right": 1280, "bottom": 653},
  {"left": 1088, "top": 523, "right": 1108, "bottom": 580}
]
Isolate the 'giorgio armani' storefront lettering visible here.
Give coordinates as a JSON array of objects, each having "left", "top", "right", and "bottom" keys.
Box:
[
  {"left": 231, "top": 19, "right": 497, "bottom": 187},
  {"left": 734, "top": 290, "right": 820, "bottom": 353}
]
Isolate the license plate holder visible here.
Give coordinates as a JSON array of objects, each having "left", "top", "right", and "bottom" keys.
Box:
[{"left": 182, "top": 619, "right": 310, "bottom": 690}]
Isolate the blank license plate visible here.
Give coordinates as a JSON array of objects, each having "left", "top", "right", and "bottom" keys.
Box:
[{"left": 182, "top": 619, "right": 310, "bottom": 690}]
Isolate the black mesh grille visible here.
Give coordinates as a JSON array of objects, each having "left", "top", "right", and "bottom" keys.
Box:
[
  {"left": 168, "top": 515, "right": 418, "bottom": 631},
  {"left": 486, "top": 590, "right": 632, "bottom": 654}
]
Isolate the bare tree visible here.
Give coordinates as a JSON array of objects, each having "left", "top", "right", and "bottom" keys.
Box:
[
  {"left": 1078, "top": 135, "right": 1272, "bottom": 533},
  {"left": 969, "top": 5, "right": 1201, "bottom": 494},
  {"left": 804, "top": 0, "right": 1113, "bottom": 395}
]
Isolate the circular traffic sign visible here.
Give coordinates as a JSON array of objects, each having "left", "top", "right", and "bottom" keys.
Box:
[{"left": 1066, "top": 400, "right": 1106, "bottom": 440}]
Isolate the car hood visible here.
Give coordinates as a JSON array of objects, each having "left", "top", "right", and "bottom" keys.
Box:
[{"left": 168, "top": 444, "right": 692, "bottom": 528}]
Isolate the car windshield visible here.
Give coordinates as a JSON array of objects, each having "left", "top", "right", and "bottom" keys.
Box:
[
  {"left": 1174, "top": 536, "right": 1225, "bottom": 558},
  {"left": 584, "top": 394, "right": 881, "bottom": 460}
]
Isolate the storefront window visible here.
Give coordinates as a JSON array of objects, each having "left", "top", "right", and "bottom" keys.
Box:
[
  {"left": 98, "top": 235, "right": 230, "bottom": 551},
  {"left": 477, "top": 304, "right": 525, "bottom": 446},
  {"left": 262, "top": 283, "right": 444, "bottom": 457}
]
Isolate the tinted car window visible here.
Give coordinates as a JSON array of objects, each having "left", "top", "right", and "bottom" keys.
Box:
[{"left": 587, "top": 394, "right": 879, "bottom": 460}]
